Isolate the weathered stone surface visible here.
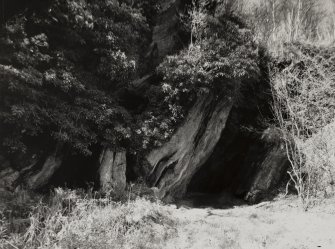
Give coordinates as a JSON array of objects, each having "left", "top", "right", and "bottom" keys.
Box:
[
  {"left": 244, "top": 128, "right": 289, "bottom": 203},
  {"left": 147, "top": 91, "right": 234, "bottom": 201},
  {"left": 99, "top": 148, "right": 127, "bottom": 195},
  {"left": 146, "top": 65, "right": 288, "bottom": 203},
  {"left": 0, "top": 167, "right": 20, "bottom": 191},
  {"left": 147, "top": 0, "right": 185, "bottom": 67},
  {"left": 188, "top": 117, "right": 289, "bottom": 203},
  {"left": 25, "top": 154, "right": 63, "bottom": 190}
]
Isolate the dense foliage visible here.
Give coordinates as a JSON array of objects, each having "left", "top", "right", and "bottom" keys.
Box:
[
  {"left": 158, "top": 8, "right": 260, "bottom": 120},
  {"left": 271, "top": 43, "right": 335, "bottom": 206},
  {"left": 0, "top": 0, "right": 262, "bottom": 167},
  {"left": 272, "top": 43, "right": 335, "bottom": 134},
  {"left": 0, "top": 0, "right": 151, "bottom": 157}
]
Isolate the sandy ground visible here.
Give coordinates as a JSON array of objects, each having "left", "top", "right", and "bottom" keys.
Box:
[{"left": 164, "top": 195, "right": 335, "bottom": 249}]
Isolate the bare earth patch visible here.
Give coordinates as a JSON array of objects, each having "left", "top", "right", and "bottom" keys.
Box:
[{"left": 165, "top": 196, "right": 335, "bottom": 249}]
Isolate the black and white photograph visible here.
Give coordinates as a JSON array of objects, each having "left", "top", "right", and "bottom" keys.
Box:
[{"left": 1, "top": 0, "right": 335, "bottom": 248}]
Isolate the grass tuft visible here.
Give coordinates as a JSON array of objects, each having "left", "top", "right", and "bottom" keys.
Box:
[{"left": 0, "top": 188, "right": 178, "bottom": 249}]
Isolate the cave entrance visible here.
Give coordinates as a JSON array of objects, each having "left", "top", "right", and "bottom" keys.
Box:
[
  {"left": 46, "top": 146, "right": 102, "bottom": 191},
  {"left": 185, "top": 126, "right": 259, "bottom": 208}
]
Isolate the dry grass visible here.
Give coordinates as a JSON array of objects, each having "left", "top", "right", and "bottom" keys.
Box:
[
  {"left": 0, "top": 188, "right": 177, "bottom": 249},
  {"left": 1, "top": 189, "right": 335, "bottom": 249},
  {"left": 234, "top": 0, "right": 335, "bottom": 56},
  {"left": 303, "top": 122, "right": 335, "bottom": 198}
]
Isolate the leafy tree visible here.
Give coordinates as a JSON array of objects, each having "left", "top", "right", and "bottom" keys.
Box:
[
  {"left": 135, "top": 7, "right": 261, "bottom": 150},
  {"left": 157, "top": 9, "right": 260, "bottom": 121},
  {"left": 0, "top": 0, "right": 150, "bottom": 161},
  {"left": 0, "top": 0, "right": 263, "bottom": 165}
]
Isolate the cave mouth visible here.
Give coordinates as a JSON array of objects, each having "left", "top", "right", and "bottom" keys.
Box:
[
  {"left": 45, "top": 146, "right": 102, "bottom": 191},
  {"left": 185, "top": 129, "right": 259, "bottom": 208},
  {"left": 184, "top": 79, "right": 276, "bottom": 208},
  {"left": 43, "top": 148, "right": 141, "bottom": 193}
]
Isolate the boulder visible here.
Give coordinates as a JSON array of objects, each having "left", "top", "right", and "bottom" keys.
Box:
[{"left": 99, "top": 148, "right": 127, "bottom": 195}]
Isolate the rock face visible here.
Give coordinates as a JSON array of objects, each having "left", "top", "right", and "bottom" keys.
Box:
[
  {"left": 99, "top": 148, "right": 127, "bottom": 195},
  {"left": 0, "top": 167, "right": 19, "bottom": 191},
  {"left": 152, "top": 0, "right": 182, "bottom": 61},
  {"left": 25, "top": 153, "right": 63, "bottom": 190},
  {"left": 243, "top": 128, "right": 289, "bottom": 203},
  {"left": 144, "top": 0, "right": 288, "bottom": 202},
  {"left": 147, "top": 90, "right": 234, "bottom": 200},
  {"left": 146, "top": 0, "right": 187, "bottom": 68},
  {"left": 146, "top": 73, "right": 289, "bottom": 202}
]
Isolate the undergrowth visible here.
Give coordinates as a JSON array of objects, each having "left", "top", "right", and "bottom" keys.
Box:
[
  {"left": 271, "top": 43, "right": 335, "bottom": 209},
  {"left": 0, "top": 188, "right": 178, "bottom": 249}
]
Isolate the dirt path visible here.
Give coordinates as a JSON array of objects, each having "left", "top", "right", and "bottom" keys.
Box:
[{"left": 164, "top": 196, "right": 335, "bottom": 249}]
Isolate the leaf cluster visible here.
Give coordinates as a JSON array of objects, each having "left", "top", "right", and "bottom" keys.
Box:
[{"left": 0, "top": 0, "right": 150, "bottom": 157}]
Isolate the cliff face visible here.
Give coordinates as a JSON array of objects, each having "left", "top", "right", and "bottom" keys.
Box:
[
  {"left": 142, "top": 0, "right": 288, "bottom": 202},
  {"left": 0, "top": 0, "right": 288, "bottom": 203},
  {"left": 147, "top": 91, "right": 234, "bottom": 200},
  {"left": 146, "top": 81, "right": 288, "bottom": 203},
  {"left": 145, "top": 0, "right": 187, "bottom": 69}
]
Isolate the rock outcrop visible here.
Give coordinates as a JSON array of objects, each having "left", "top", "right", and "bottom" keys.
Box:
[
  {"left": 146, "top": 64, "right": 289, "bottom": 203},
  {"left": 99, "top": 148, "right": 127, "bottom": 195},
  {"left": 243, "top": 128, "right": 289, "bottom": 203},
  {"left": 25, "top": 153, "right": 63, "bottom": 190},
  {"left": 145, "top": 0, "right": 187, "bottom": 69},
  {"left": 147, "top": 100, "right": 288, "bottom": 202},
  {"left": 147, "top": 90, "right": 234, "bottom": 201},
  {"left": 152, "top": 0, "right": 183, "bottom": 61},
  {"left": 0, "top": 167, "right": 19, "bottom": 191}
]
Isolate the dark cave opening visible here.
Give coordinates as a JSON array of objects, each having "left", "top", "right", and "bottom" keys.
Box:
[
  {"left": 185, "top": 105, "right": 271, "bottom": 207},
  {"left": 187, "top": 129, "right": 257, "bottom": 198},
  {"left": 184, "top": 77, "right": 277, "bottom": 206},
  {"left": 183, "top": 129, "right": 263, "bottom": 208},
  {"left": 43, "top": 148, "right": 142, "bottom": 192},
  {"left": 185, "top": 124, "right": 288, "bottom": 207},
  {"left": 45, "top": 146, "right": 102, "bottom": 191}
]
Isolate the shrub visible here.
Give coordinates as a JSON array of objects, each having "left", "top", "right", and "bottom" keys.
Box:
[
  {"left": 271, "top": 43, "right": 335, "bottom": 209},
  {"left": 156, "top": 9, "right": 260, "bottom": 128}
]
